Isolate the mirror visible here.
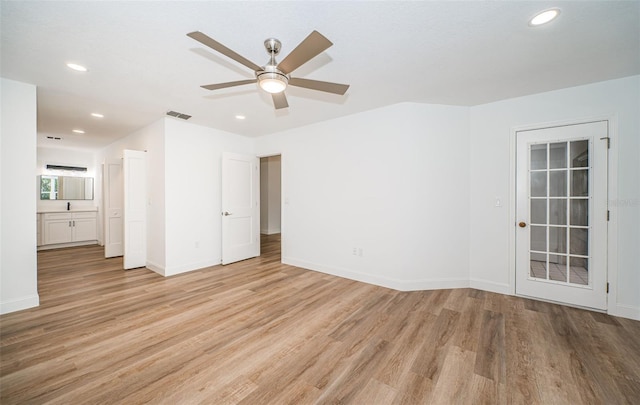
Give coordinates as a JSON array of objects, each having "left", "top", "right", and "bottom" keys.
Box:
[{"left": 40, "top": 175, "right": 94, "bottom": 200}]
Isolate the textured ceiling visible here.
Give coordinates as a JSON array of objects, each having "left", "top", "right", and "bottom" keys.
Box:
[{"left": 1, "top": 1, "right": 639, "bottom": 150}]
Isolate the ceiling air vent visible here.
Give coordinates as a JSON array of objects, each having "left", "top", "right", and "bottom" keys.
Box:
[
  {"left": 166, "top": 110, "right": 192, "bottom": 120},
  {"left": 46, "top": 136, "right": 62, "bottom": 140}
]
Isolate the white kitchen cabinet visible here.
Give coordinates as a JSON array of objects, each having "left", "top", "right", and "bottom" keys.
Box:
[{"left": 42, "top": 211, "right": 97, "bottom": 246}]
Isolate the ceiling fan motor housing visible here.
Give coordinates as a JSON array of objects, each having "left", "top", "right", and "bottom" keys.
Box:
[{"left": 264, "top": 38, "right": 282, "bottom": 55}]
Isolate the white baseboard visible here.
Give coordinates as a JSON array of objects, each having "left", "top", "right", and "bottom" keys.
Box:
[
  {"left": 1, "top": 294, "right": 40, "bottom": 314},
  {"left": 146, "top": 258, "right": 221, "bottom": 277},
  {"left": 37, "top": 241, "right": 98, "bottom": 251},
  {"left": 469, "top": 278, "right": 511, "bottom": 295},
  {"left": 260, "top": 228, "right": 281, "bottom": 235},
  {"left": 145, "top": 260, "right": 166, "bottom": 276},
  {"left": 283, "top": 257, "right": 468, "bottom": 291},
  {"left": 608, "top": 303, "right": 640, "bottom": 321}
]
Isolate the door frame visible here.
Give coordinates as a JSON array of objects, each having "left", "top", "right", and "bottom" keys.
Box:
[{"left": 508, "top": 115, "right": 618, "bottom": 312}]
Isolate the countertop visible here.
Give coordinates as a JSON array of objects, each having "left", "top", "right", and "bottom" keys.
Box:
[{"left": 37, "top": 208, "right": 98, "bottom": 214}]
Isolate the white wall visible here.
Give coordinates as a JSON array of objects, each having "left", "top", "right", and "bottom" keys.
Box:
[
  {"left": 0, "top": 78, "right": 39, "bottom": 314},
  {"left": 163, "top": 118, "right": 254, "bottom": 276},
  {"left": 256, "top": 103, "right": 470, "bottom": 290},
  {"left": 469, "top": 75, "right": 640, "bottom": 319},
  {"left": 99, "top": 118, "right": 166, "bottom": 272},
  {"left": 260, "top": 155, "right": 281, "bottom": 235}
]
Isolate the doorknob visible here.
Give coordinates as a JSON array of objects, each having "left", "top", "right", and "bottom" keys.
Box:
[
  {"left": 518, "top": 221, "right": 527, "bottom": 228},
  {"left": 222, "top": 211, "right": 232, "bottom": 216}
]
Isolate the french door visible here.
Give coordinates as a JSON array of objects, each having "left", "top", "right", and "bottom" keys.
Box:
[{"left": 515, "top": 121, "right": 608, "bottom": 310}]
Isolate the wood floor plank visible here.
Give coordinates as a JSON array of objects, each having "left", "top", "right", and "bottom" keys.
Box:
[
  {"left": 426, "top": 345, "right": 476, "bottom": 404},
  {"left": 504, "top": 307, "right": 543, "bottom": 404},
  {"left": 410, "top": 308, "right": 461, "bottom": 380},
  {"left": 1, "top": 238, "right": 639, "bottom": 404},
  {"left": 474, "top": 309, "right": 506, "bottom": 383}
]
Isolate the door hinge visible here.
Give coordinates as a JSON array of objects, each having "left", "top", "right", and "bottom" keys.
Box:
[
  {"left": 606, "top": 282, "right": 609, "bottom": 294},
  {"left": 607, "top": 210, "right": 610, "bottom": 221},
  {"left": 600, "top": 136, "right": 610, "bottom": 149}
]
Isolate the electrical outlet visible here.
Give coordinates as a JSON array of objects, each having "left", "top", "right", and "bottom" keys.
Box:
[{"left": 195, "top": 241, "right": 200, "bottom": 248}]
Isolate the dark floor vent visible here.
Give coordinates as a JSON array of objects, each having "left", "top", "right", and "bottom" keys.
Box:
[{"left": 166, "top": 110, "right": 192, "bottom": 120}]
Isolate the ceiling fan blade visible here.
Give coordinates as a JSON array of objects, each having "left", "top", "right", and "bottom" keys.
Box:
[
  {"left": 272, "top": 92, "right": 289, "bottom": 109},
  {"left": 201, "top": 79, "right": 256, "bottom": 91},
  {"left": 277, "top": 31, "right": 333, "bottom": 75},
  {"left": 187, "top": 31, "right": 262, "bottom": 72},
  {"left": 288, "top": 77, "right": 349, "bottom": 95}
]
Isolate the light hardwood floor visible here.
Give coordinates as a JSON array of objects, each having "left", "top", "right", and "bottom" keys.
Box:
[{"left": 1, "top": 234, "right": 639, "bottom": 404}]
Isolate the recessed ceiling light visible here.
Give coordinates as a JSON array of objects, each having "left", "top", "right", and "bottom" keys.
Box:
[
  {"left": 91, "top": 113, "right": 104, "bottom": 118},
  {"left": 72, "top": 129, "right": 85, "bottom": 134},
  {"left": 530, "top": 8, "right": 560, "bottom": 26},
  {"left": 235, "top": 115, "right": 246, "bottom": 120},
  {"left": 66, "top": 63, "right": 88, "bottom": 72}
]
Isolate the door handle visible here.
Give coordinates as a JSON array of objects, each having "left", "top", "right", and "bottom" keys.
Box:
[
  {"left": 518, "top": 221, "right": 527, "bottom": 228},
  {"left": 222, "top": 211, "right": 232, "bottom": 216}
]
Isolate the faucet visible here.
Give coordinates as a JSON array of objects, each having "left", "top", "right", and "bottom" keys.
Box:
[{"left": 67, "top": 202, "right": 71, "bottom": 211}]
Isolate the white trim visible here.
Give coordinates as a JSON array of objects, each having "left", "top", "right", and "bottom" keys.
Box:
[
  {"left": 509, "top": 115, "right": 617, "bottom": 312},
  {"left": 283, "top": 257, "right": 469, "bottom": 291},
  {"left": 145, "top": 260, "right": 166, "bottom": 276},
  {"left": 164, "top": 259, "right": 221, "bottom": 277},
  {"left": 469, "top": 278, "right": 511, "bottom": 295},
  {"left": 0, "top": 294, "right": 40, "bottom": 314},
  {"left": 37, "top": 241, "right": 98, "bottom": 250},
  {"left": 145, "top": 259, "right": 222, "bottom": 277},
  {"left": 261, "top": 227, "right": 281, "bottom": 235},
  {"left": 604, "top": 115, "right": 621, "bottom": 318},
  {"left": 608, "top": 303, "right": 640, "bottom": 321}
]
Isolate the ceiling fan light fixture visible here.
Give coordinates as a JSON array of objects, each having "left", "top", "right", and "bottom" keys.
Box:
[{"left": 257, "top": 71, "right": 288, "bottom": 94}]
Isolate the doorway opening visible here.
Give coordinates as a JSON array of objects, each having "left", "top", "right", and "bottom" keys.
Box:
[{"left": 259, "top": 155, "right": 282, "bottom": 258}]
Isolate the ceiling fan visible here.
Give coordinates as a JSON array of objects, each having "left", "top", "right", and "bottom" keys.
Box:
[{"left": 187, "top": 30, "right": 349, "bottom": 109}]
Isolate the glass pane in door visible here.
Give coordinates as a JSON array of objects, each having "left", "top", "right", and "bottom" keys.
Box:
[
  {"left": 549, "top": 254, "right": 567, "bottom": 282},
  {"left": 570, "top": 140, "right": 589, "bottom": 168},
  {"left": 569, "top": 257, "right": 589, "bottom": 285},
  {"left": 549, "top": 199, "right": 567, "bottom": 225},
  {"left": 531, "top": 172, "right": 547, "bottom": 197},
  {"left": 528, "top": 139, "right": 591, "bottom": 287},
  {"left": 531, "top": 199, "right": 546, "bottom": 224},
  {"left": 531, "top": 144, "right": 547, "bottom": 169},
  {"left": 549, "top": 142, "right": 567, "bottom": 169},
  {"left": 571, "top": 170, "right": 589, "bottom": 196},
  {"left": 570, "top": 199, "right": 588, "bottom": 226}
]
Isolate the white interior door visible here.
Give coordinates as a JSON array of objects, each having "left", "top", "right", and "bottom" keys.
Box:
[
  {"left": 516, "top": 121, "right": 608, "bottom": 310},
  {"left": 103, "top": 158, "right": 123, "bottom": 258},
  {"left": 123, "top": 150, "right": 146, "bottom": 270},
  {"left": 222, "top": 152, "right": 259, "bottom": 265}
]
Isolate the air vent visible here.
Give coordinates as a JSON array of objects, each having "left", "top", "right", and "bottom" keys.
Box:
[
  {"left": 46, "top": 136, "right": 63, "bottom": 140},
  {"left": 166, "top": 110, "right": 192, "bottom": 120},
  {"left": 46, "top": 164, "right": 87, "bottom": 172}
]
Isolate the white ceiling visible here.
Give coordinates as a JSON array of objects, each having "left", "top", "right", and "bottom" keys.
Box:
[{"left": 2, "top": 1, "right": 638, "bottom": 150}]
